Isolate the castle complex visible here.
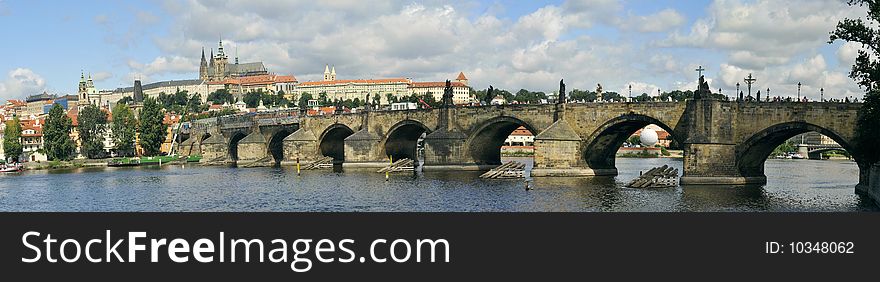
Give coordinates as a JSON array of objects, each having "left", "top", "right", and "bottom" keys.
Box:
[{"left": 199, "top": 40, "right": 269, "bottom": 81}]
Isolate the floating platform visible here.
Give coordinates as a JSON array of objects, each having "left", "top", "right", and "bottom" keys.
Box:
[
  {"left": 626, "top": 165, "right": 679, "bottom": 188},
  {"left": 480, "top": 161, "right": 526, "bottom": 179}
]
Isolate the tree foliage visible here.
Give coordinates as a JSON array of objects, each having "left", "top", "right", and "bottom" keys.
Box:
[
  {"left": 3, "top": 116, "right": 22, "bottom": 162},
  {"left": 138, "top": 97, "right": 166, "bottom": 156},
  {"left": 43, "top": 104, "right": 75, "bottom": 161},
  {"left": 207, "top": 89, "right": 233, "bottom": 105},
  {"left": 830, "top": 0, "right": 880, "bottom": 164},
  {"left": 298, "top": 92, "right": 314, "bottom": 109},
  {"left": 77, "top": 104, "right": 108, "bottom": 159},
  {"left": 111, "top": 103, "right": 138, "bottom": 157}
]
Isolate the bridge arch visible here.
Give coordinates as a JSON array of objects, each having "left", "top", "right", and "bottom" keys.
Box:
[
  {"left": 383, "top": 120, "right": 431, "bottom": 162},
  {"left": 737, "top": 121, "right": 858, "bottom": 178},
  {"left": 319, "top": 124, "right": 355, "bottom": 162},
  {"left": 267, "top": 127, "right": 296, "bottom": 165},
  {"left": 583, "top": 113, "right": 681, "bottom": 170},
  {"left": 466, "top": 116, "right": 539, "bottom": 165},
  {"left": 227, "top": 131, "right": 248, "bottom": 162}
]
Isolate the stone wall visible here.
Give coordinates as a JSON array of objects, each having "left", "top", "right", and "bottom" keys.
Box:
[{"left": 869, "top": 163, "right": 880, "bottom": 207}]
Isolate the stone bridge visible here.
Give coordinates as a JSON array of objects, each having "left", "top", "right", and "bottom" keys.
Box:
[{"left": 176, "top": 99, "right": 870, "bottom": 195}]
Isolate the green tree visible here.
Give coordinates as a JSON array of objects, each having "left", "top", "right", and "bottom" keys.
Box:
[
  {"left": 77, "top": 104, "right": 108, "bottom": 159},
  {"left": 830, "top": 0, "right": 880, "bottom": 164},
  {"left": 138, "top": 97, "right": 166, "bottom": 156},
  {"left": 3, "top": 117, "right": 22, "bottom": 162},
  {"left": 298, "top": 92, "right": 314, "bottom": 109},
  {"left": 207, "top": 89, "right": 234, "bottom": 105},
  {"left": 318, "top": 92, "right": 329, "bottom": 106},
  {"left": 111, "top": 103, "right": 138, "bottom": 157},
  {"left": 117, "top": 96, "right": 134, "bottom": 105},
  {"left": 243, "top": 91, "right": 262, "bottom": 108},
  {"left": 187, "top": 93, "right": 205, "bottom": 113},
  {"left": 372, "top": 93, "right": 381, "bottom": 106},
  {"left": 43, "top": 104, "right": 75, "bottom": 161}
]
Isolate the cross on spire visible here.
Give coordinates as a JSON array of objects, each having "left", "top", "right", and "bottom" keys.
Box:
[{"left": 695, "top": 65, "right": 706, "bottom": 77}]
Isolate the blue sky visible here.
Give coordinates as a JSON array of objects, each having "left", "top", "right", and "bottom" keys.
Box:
[{"left": 0, "top": 0, "right": 867, "bottom": 100}]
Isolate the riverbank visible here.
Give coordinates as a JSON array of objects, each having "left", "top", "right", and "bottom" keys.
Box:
[{"left": 21, "top": 155, "right": 202, "bottom": 171}]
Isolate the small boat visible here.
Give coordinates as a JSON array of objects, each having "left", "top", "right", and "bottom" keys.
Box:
[
  {"left": 1, "top": 163, "right": 22, "bottom": 173},
  {"left": 107, "top": 158, "right": 140, "bottom": 167}
]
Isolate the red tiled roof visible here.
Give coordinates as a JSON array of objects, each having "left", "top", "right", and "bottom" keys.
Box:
[
  {"left": 410, "top": 81, "right": 468, "bottom": 88},
  {"left": 509, "top": 126, "right": 533, "bottom": 136},
  {"left": 298, "top": 78, "right": 410, "bottom": 87},
  {"left": 207, "top": 74, "right": 297, "bottom": 86},
  {"left": 456, "top": 72, "right": 467, "bottom": 81},
  {"left": 67, "top": 107, "right": 79, "bottom": 126}
]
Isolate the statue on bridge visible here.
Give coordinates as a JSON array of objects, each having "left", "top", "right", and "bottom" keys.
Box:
[
  {"left": 441, "top": 80, "right": 454, "bottom": 108},
  {"left": 558, "top": 79, "right": 566, "bottom": 104},
  {"left": 695, "top": 75, "right": 712, "bottom": 99},
  {"left": 485, "top": 86, "right": 495, "bottom": 105},
  {"left": 596, "top": 83, "right": 604, "bottom": 101},
  {"left": 335, "top": 98, "right": 344, "bottom": 114},
  {"left": 364, "top": 93, "right": 372, "bottom": 111}
]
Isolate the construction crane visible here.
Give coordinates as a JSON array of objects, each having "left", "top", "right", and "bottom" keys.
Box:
[{"left": 418, "top": 98, "right": 432, "bottom": 109}]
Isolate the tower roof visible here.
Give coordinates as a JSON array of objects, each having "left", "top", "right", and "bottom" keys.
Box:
[
  {"left": 331, "top": 66, "right": 336, "bottom": 75},
  {"left": 324, "top": 64, "right": 330, "bottom": 74},
  {"left": 456, "top": 72, "right": 468, "bottom": 81}
]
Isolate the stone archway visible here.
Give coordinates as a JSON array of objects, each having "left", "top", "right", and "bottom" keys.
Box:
[
  {"left": 583, "top": 114, "right": 681, "bottom": 172},
  {"left": 319, "top": 124, "right": 355, "bottom": 162},
  {"left": 736, "top": 121, "right": 859, "bottom": 181},
  {"left": 383, "top": 120, "right": 431, "bottom": 162},
  {"left": 466, "top": 116, "right": 538, "bottom": 165}
]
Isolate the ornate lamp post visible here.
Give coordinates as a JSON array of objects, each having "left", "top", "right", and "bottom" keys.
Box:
[
  {"left": 797, "top": 82, "right": 802, "bottom": 101},
  {"left": 821, "top": 88, "right": 824, "bottom": 102},
  {"left": 628, "top": 84, "right": 632, "bottom": 101},
  {"left": 736, "top": 82, "right": 741, "bottom": 101},
  {"left": 767, "top": 88, "right": 770, "bottom": 102}
]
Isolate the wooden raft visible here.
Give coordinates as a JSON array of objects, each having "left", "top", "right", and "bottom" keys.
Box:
[
  {"left": 480, "top": 161, "right": 526, "bottom": 179},
  {"left": 626, "top": 165, "right": 679, "bottom": 188},
  {"left": 377, "top": 158, "right": 415, "bottom": 173},
  {"left": 300, "top": 156, "right": 334, "bottom": 170}
]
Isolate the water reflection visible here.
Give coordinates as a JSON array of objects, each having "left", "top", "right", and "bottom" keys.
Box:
[{"left": 0, "top": 158, "right": 874, "bottom": 212}]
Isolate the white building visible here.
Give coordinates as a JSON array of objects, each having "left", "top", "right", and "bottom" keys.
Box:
[{"left": 293, "top": 67, "right": 473, "bottom": 105}]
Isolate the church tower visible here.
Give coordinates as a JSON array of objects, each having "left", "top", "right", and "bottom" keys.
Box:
[
  {"left": 209, "top": 49, "right": 215, "bottom": 80},
  {"left": 77, "top": 71, "right": 97, "bottom": 110},
  {"left": 331, "top": 66, "right": 336, "bottom": 81},
  {"left": 199, "top": 47, "right": 208, "bottom": 81},
  {"left": 213, "top": 39, "right": 229, "bottom": 80},
  {"left": 323, "top": 64, "right": 332, "bottom": 81}
]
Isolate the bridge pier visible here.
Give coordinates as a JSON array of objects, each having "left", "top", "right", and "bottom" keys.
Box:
[
  {"left": 422, "top": 128, "right": 489, "bottom": 171},
  {"left": 680, "top": 143, "right": 765, "bottom": 185},
  {"left": 678, "top": 99, "right": 762, "bottom": 185},
  {"left": 343, "top": 129, "right": 387, "bottom": 168},
  {"left": 237, "top": 130, "right": 272, "bottom": 167},
  {"left": 200, "top": 134, "right": 230, "bottom": 165},
  {"left": 532, "top": 120, "right": 613, "bottom": 177},
  {"left": 859, "top": 163, "right": 880, "bottom": 205},
  {"left": 281, "top": 128, "right": 322, "bottom": 165}
]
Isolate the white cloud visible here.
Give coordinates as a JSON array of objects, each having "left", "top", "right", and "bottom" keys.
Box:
[
  {"left": 620, "top": 8, "right": 686, "bottom": 33},
  {"left": 658, "top": 0, "right": 862, "bottom": 69},
  {"left": 128, "top": 56, "right": 197, "bottom": 77},
  {"left": 0, "top": 68, "right": 47, "bottom": 100},
  {"left": 94, "top": 0, "right": 864, "bottom": 101},
  {"left": 837, "top": 41, "right": 861, "bottom": 66},
  {"left": 90, "top": 72, "right": 113, "bottom": 82}
]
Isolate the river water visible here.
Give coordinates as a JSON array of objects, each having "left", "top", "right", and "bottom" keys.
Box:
[{"left": 0, "top": 158, "right": 875, "bottom": 212}]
